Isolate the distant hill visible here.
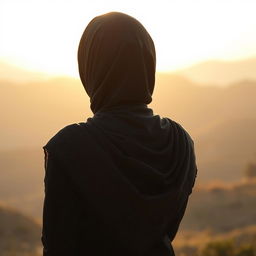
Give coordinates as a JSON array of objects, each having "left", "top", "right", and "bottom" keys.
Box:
[
  {"left": 196, "top": 118, "right": 256, "bottom": 182},
  {"left": 2, "top": 57, "right": 256, "bottom": 86},
  {"left": 153, "top": 74, "right": 256, "bottom": 136},
  {"left": 0, "top": 77, "right": 90, "bottom": 150},
  {"left": 175, "top": 57, "right": 256, "bottom": 86},
  {"left": 0, "top": 149, "right": 44, "bottom": 220},
  {"left": 152, "top": 75, "right": 256, "bottom": 183},
  {"left": 1, "top": 181, "right": 255, "bottom": 256},
  {"left": 0, "top": 63, "right": 256, "bottom": 221},
  {"left": 180, "top": 180, "right": 256, "bottom": 232},
  {"left": 1, "top": 61, "right": 255, "bottom": 256},
  {"left": 1, "top": 75, "right": 255, "bottom": 180},
  {"left": 174, "top": 180, "right": 256, "bottom": 255},
  {"left": 0, "top": 203, "right": 41, "bottom": 256},
  {"left": 0, "top": 60, "right": 50, "bottom": 83}
]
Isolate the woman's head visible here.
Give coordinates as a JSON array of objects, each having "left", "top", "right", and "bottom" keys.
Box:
[{"left": 78, "top": 12, "right": 156, "bottom": 113}]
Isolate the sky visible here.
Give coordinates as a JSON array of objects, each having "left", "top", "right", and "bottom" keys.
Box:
[{"left": 1, "top": 0, "right": 256, "bottom": 77}]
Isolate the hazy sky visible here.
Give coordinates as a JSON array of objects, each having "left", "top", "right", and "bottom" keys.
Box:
[{"left": 1, "top": 0, "right": 256, "bottom": 77}]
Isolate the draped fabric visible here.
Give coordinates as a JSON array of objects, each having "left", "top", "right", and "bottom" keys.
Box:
[
  {"left": 42, "top": 12, "right": 197, "bottom": 256},
  {"left": 77, "top": 12, "right": 156, "bottom": 114}
]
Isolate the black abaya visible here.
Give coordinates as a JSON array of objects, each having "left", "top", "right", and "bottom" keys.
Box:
[{"left": 41, "top": 12, "right": 197, "bottom": 256}]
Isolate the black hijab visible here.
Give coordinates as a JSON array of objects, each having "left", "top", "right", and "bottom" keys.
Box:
[
  {"left": 77, "top": 12, "right": 156, "bottom": 113},
  {"left": 44, "top": 12, "right": 197, "bottom": 255}
]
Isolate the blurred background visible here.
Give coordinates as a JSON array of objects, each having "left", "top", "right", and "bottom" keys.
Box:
[{"left": 1, "top": 0, "right": 256, "bottom": 255}]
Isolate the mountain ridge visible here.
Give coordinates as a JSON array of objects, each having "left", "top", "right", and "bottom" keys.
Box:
[
  {"left": 0, "top": 204, "right": 41, "bottom": 256},
  {"left": 175, "top": 57, "right": 256, "bottom": 86},
  {"left": 2, "top": 57, "right": 256, "bottom": 86}
]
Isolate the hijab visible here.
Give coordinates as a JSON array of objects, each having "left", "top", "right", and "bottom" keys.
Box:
[
  {"left": 77, "top": 12, "right": 156, "bottom": 113},
  {"left": 44, "top": 12, "right": 197, "bottom": 255}
]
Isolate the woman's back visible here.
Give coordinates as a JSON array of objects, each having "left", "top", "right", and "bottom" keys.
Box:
[{"left": 41, "top": 12, "right": 197, "bottom": 256}]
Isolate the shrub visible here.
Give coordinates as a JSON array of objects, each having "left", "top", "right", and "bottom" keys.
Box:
[
  {"left": 200, "top": 240, "right": 234, "bottom": 256},
  {"left": 236, "top": 244, "right": 255, "bottom": 256},
  {"left": 244, "top": 163, "right": 256, "bottom": 179}
]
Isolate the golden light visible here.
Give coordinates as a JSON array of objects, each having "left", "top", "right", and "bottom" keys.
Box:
[{"left": 1, "top": 0, "right": 256, "bottom": 77}]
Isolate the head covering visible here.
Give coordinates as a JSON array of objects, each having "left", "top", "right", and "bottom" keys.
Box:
[
  {"left": 78, "top": 12, "right": 156, "bottom": 113},
  {"left": 44, "top": 12, "right": 197, "bottom": 255}
]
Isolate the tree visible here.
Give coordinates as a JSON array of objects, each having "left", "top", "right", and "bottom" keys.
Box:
[{"left": 244, "top": 163, "right": 256, "bottom": 179}]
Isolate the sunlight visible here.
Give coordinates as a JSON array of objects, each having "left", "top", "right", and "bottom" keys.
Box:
[{"left": 1, "top": 0, "right": 256, "bottom": 76}]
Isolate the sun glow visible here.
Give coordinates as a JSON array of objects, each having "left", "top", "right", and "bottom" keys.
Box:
[{"left": 1, "top": 0, "right": 256, "bottom": 77}]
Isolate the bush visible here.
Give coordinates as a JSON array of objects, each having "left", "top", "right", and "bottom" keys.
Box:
[
  {"left": 200, "top": 240, "right": 235, "bottom": 256},
  {"left": 244, "top": 163, "right": 256, "bottom": 179},
  {"left": 236, "top": 244, "right": 255, "bottom": 256},
  {"left": 200, "top": 240, "right": 256, "bottom": 256}
]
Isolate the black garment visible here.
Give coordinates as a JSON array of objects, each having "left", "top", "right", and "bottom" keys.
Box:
[
  {"left": 42, "top": 105, "right": 197, "bottom": 256},
  {"left": 77, "top": 12, "right": 156, "bottom": 114},
  {"left": 42, "top": 12, "right": 197, "bottom": 256}
]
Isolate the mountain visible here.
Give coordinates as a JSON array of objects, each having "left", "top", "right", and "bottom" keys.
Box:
[
  {"left": 180, "top": 180, "right": 256, "bottom": 232},
  {"left": 0, "top": 61, "right": 255, "bottom": 256},
  {"left": 0, "top": 62, "right": 256, "bottom": 220},
  {"left": 0, "top": 60, "right": 50, "bottom": 83},
  {"left": 0, "top": 203, "right": 41, "bottom": 256},
  {"left": 152, "top": 75, "right": 256, "bottom": 182},
  {"left": 0, "top": 148, "right": 44, "bottom": 220},
  {"left": 173, "top": 180, "right": 256, "bottom": 256},
  {"left": 2, "top": 57, "right": 256, "bottom": 86},
  {"left": 0, "top": 77, "right": 90, "bottom": 150},
  {"left": 153, "top": 74, "right": 256, "bottom": 136},
  {"left": 1, "top": 74, "right": 255, "bottom": 177},
  {"left": 175, "top": 57, "right": 256, "bottom": 86},
  {"left": 195, "top": 118, "right": 256, "bottom": 182}
]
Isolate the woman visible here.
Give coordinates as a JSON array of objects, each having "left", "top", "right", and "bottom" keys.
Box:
[{"left": 41, "top": 12, "right": 197, "bottom": 256}]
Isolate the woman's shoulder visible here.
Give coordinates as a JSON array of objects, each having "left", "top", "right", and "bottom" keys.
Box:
[
  {"left": 43, "top": 123, "right": 88, "bottom": 153},
  {"left": 164, "top": 117, "right": 194, "bottom": 144}
]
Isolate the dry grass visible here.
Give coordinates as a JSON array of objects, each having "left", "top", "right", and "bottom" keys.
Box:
[
  {"left": 173, "top": 180, "right": 256, "bottom": 255},
  {"left": 174, "top": 226, "right": 256, "bottom": 256}
]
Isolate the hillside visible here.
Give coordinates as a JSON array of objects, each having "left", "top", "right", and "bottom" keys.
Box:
[
  {"left": 2, "top": 57, "right": 256, "bottom": 86},
  {"left": 1, "top": 181, "right": 255, "bottom": 256},
  {"left": 0, "top": 77, "right": 90, "bottom": 150},
  {"left": 174, "top": 225, "right": 256, "bottom": 256},
  {"left": 1, "top": 74, "right": 256, "bottom": 150},
  {"left": 0, "top": 60, "right": 50, "bottom": 83},
  {"left": 1, "top": 182, "right": 255, "bottom": 256},
  {"left": 175, "top": 57, "right": 256, "bottom": 86},
  {"left": 0, "top": 63, "right": 256, "bottom": 221},
  {"left": 180, "top": 180, "right": 256, "bottom": 232},
  {"left": 195, "top": 118, "right": 256, "bottom": 182},
  {"left": 0, "top": 204, "right": 41, "bottom": 256},
  {"left": 173, "top": 180, "right": 256, "bottom": 255},
  {"left": 153, "top": 75, "right": 256, "bottom": 137},
  {"left": 0, "top": 149, "right": 44, "bottom": 220}
]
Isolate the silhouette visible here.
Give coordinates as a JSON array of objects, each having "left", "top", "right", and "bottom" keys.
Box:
[{"left": 41, "top": 12, "right": 197, "bottom": 255}]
